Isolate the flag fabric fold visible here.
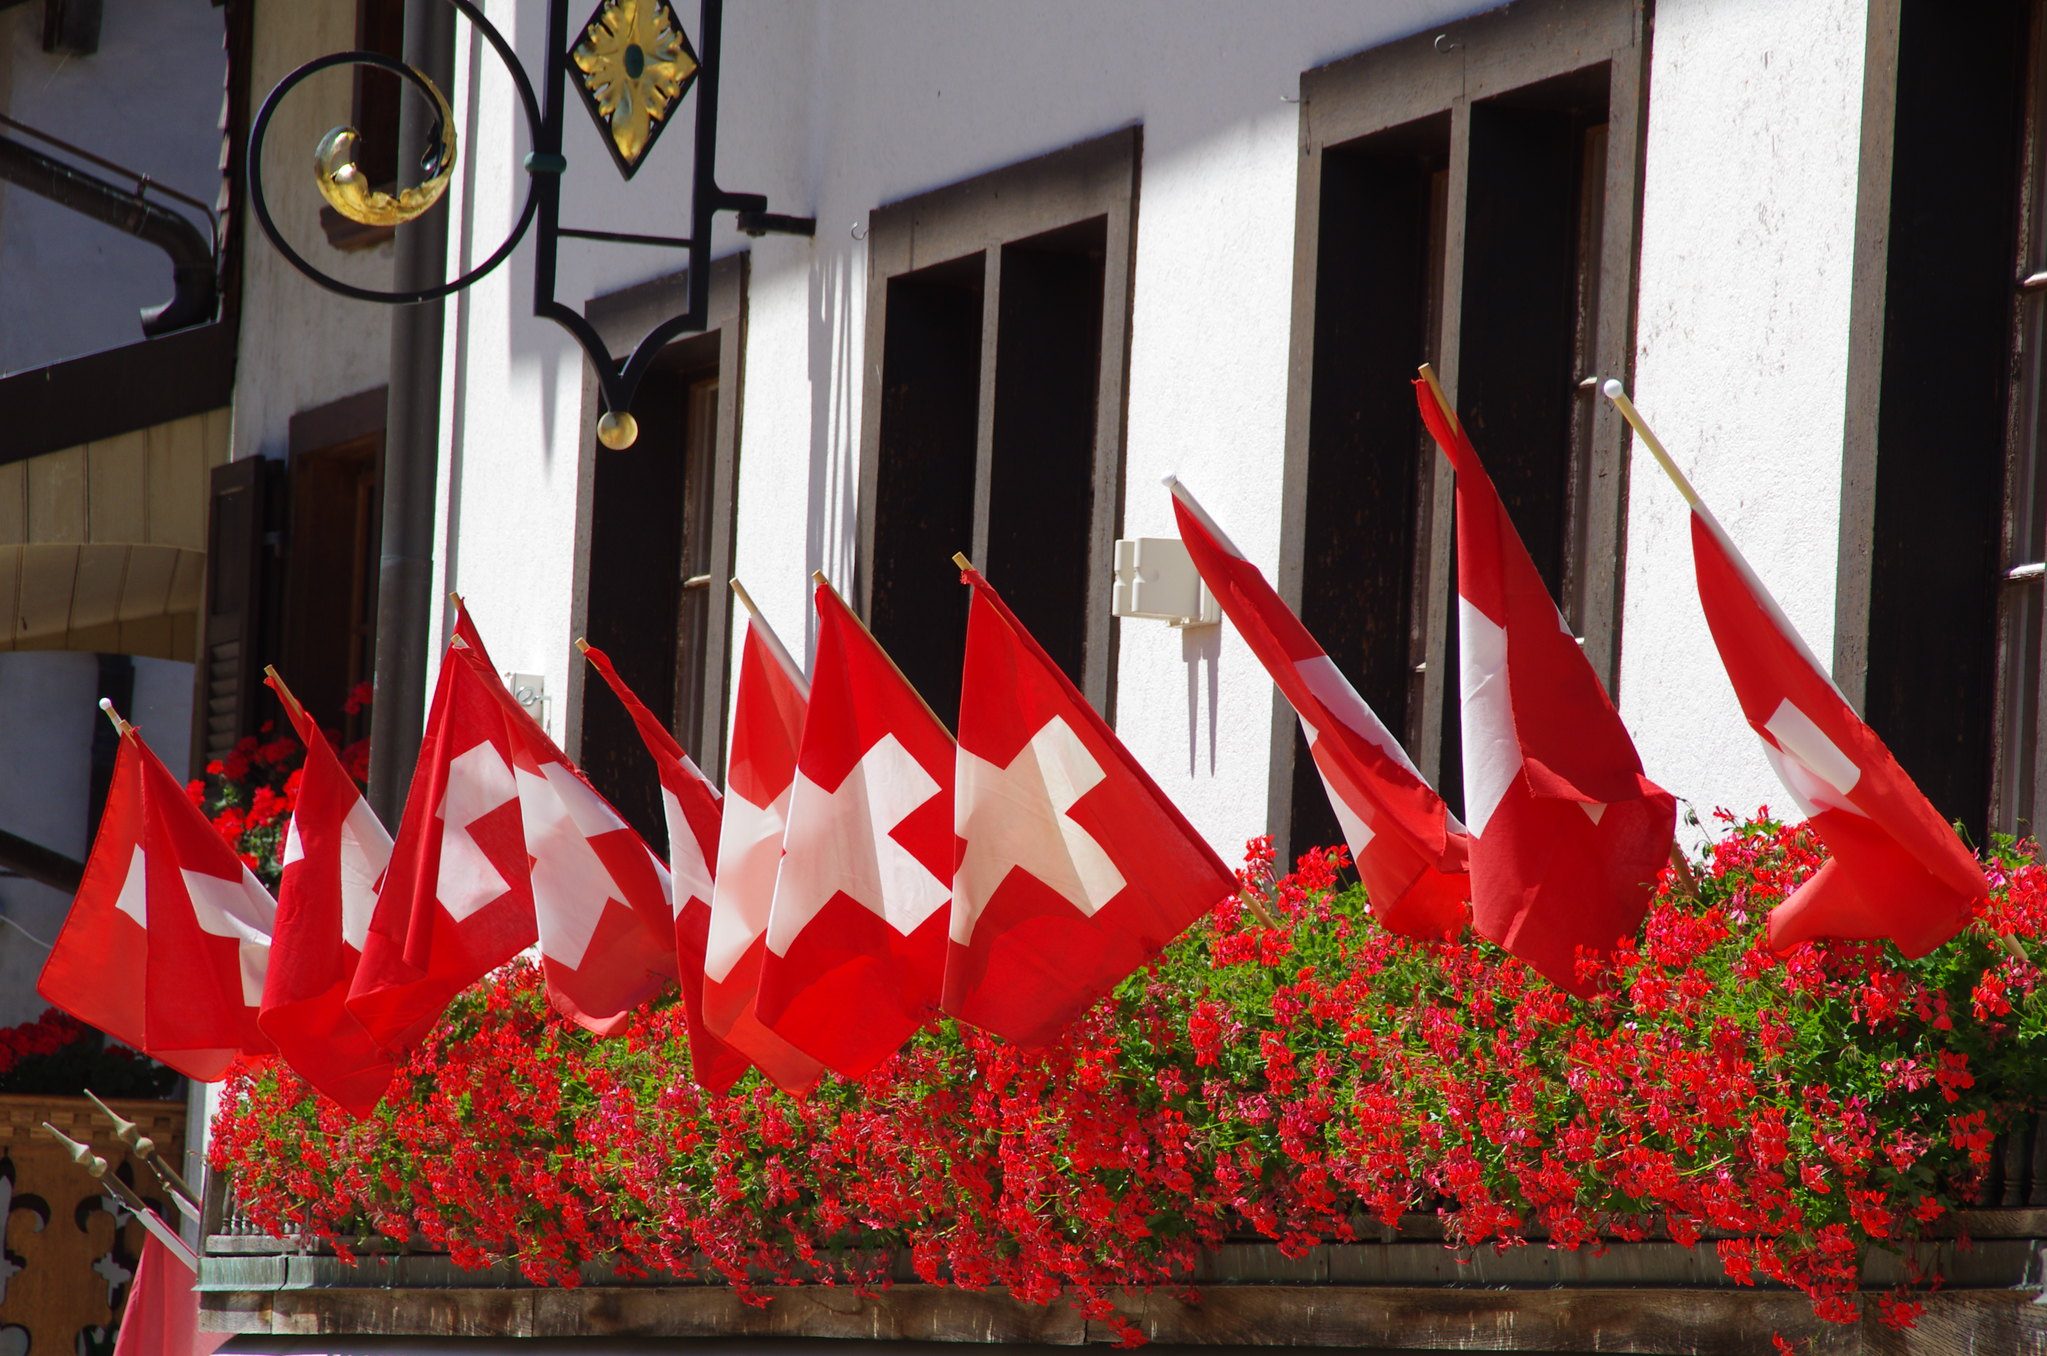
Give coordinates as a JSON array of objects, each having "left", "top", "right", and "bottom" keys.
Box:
[
  {"left": 257, "top": 675, "right": 396, "bottom": 1116},
  {"left": 1168, "top": 478, "right": 1470, "bottom": 938},
  {"left": 347, "top": 632, "right": 539, "bottom": 1054},
  {"left": 1687, "top": 503, "right": 1985, "bottom": 954},
  {"left": 1415, "top": 379, "right": 1676, "bottom": 994},
  {"left": 580, "top": 641, "right": 755, "bottom": 1090},
  {"left": 113, "top": 1231, "right": 226, "bottom": 1356},
  {"left": 351, "top": 609, "right": 678, "bottom": 1053},
  {"left": 757, "top": 581, "right": 955, "bottom": 1078},
  {"left": 948, "top": 566, "right": 1241, "bottom": 1046},
  {"left": 702, "top": 608, "right": 826, "bottom": 1093},
  {"left": 39, "top": 721, "right": 275, "bottom": 1080}
]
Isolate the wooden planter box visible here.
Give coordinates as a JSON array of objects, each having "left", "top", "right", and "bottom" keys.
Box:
[
  {"left": 197, "top": 1206, "right": 2047, "bottom": 1354},
  {"left": 0, "top": 1094, "right": 187, "bottom": 1354}
]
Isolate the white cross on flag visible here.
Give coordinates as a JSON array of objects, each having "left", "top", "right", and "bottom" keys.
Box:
[
  {"left": 1168, "top": 477, "right": 1471, "bottom": 938},
  {"left": 1415, "top": 378, "right": 1677, "bottom": 996},
  {"left": 947, "top": 567, "right": 1239, "bottom": 1047},
  {"left": 257, "top": 673, "right": 396, "bottom": 1116},
  {"left": 349, "top": 631, "right": 540, "bottom": 1055},
  {"left": 756, "top": 579, "right": 954, "bottom": 1078},
  {"left": 579, "top": 639, "right": 755, "bottom": 1090},
  {"left": 1688, "top": 498, "right": 1985, "bottom": 953},
  {"left": 39, "top": 718, "right": 276, "bottom": 1081},
  {"left": 351, "top": 612, "right": 678, "bottom": 1054},
  {"left": 700, "top": 607, "right": 825, "bottom": 1094}
]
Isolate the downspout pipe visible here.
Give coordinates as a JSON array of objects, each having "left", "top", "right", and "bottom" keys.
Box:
[
  {"left": 367, "top": 0, "right": 456, "bottom": 825},
  {"left": 0, "top": 133, "right": 217, "bottom": 336}
]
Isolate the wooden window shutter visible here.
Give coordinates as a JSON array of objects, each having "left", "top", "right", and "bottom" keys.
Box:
[{"left": 192, "top": 457, "right": 279, "bottom": 772}]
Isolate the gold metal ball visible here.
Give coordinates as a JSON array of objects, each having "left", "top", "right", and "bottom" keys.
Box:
[{"left": 596, "top": 410, "right": 639, "bottom": 450}]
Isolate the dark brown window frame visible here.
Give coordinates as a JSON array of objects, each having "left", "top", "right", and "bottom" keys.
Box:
[
  {"left": 1835, "top": 0, "right": 2043, "bottom": 843},
  {"left": 855, "top": 127, "right": 1140, "bottom": 719},
  {"left": 1272, "top": 0, "right": 1650, "bottom": 854},
  {"left": 570, "top": 253, "right": 748, "bottom": 780}
]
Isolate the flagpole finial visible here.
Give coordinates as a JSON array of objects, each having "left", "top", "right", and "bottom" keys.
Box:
[
  {"left": 952, "top": 552, "right": 975, "bottom": 574},
  {"left": 573, "top": 637, "right": 591, "bottom": 655},
  {"left": 96, "top": 698, "right": 132, "bottom": 737},
  {"left": 41, "top": 1122, "right": 107, "bottom": 1178},
  {"left": 83, "top": 1090, "right": 146, "bottom": 1153},
  {"left": 810, "top": 569, "right": 829, "bottom": 587}
]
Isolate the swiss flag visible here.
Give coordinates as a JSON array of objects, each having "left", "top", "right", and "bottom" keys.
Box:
[
  {"left": 948, "top": 566, "right": 1240, "bottom": 1046},
  {"left": 39, "top": 716, "right": 275, "bottom": 1080},
  {"left": 1168, "top": 478, "right": 1470, "bottom": 938},
  {"left": 1689, "top": 505, "right": 1984, "bottom": 953},
  {"left": 702, "top": 609, "right": 825, "bottom": 1094},
  {"left": 348, "top": 632, "right": 538, "bottom": 1054},
  {"left": 351, "top": 631, "right": 679, "bottom": 1050},
  {"left": 579, "top": 640, "right": 753, "bottom": 1089},
  {"left": 257, "top": 674, "right": 396, "bottom": 1116},
  {"left": 467, "top": 643, "right": 679, "bottom": 1035},
  {"left": 1415, "top": 379, "right": 1676, "bottom": 995},
  {"left": 756, "top": 580, "right": 954, "bottom": 1078}
]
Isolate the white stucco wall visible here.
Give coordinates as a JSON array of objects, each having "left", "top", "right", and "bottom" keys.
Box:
[
  {"left": 1619, "top": 0, "right": 1870, "bottom": 839},
  {"left": 431, "top": 0, "right": 1883, "bottom": 863},
  {"left": 0, "top": 1, "right": 226, "bottom": 376},
  {"left": 229, "top": 0, "right": 398, "bottom": 462},
  {"left": 439, "top": 1, "right": 1500, "bottom": 859}
]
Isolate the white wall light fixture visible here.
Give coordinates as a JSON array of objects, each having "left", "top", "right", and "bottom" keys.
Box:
[{"left": 1112, "top": 538, "right": 1219, "bottom": 629}]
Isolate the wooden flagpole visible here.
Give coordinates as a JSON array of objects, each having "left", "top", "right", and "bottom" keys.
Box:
[
  {"left": 1416, "top": 362, "right": 1461, "bottom": 434},
  {"left": 1599, "top": 379, "right": 1705, "bottom": 511},
  {"left": 262, "top": 664, "right": 308, "bottom": 727},
  {"left": 729, "top": 577, "right": 810, "bottom": 691}
]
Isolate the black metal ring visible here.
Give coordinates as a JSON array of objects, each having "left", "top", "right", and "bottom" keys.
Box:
[{"left": 246, "top": 0, "right": 543, "bottom": 306}]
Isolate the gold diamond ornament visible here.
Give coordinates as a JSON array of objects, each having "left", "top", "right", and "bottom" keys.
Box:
[{"left": 570, "top": 0, "right": 699, "bottom": 177}]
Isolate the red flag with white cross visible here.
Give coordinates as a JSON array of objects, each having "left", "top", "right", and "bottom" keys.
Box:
[
  {"left": 579, "top": 639, "right": 754, "bottom": 1089},
  {"left": 1168, "top": 477, "right": 1471, "bottom": 939},
  {"left": 702, "top": 605, "right": 825, "bottom": 1094},
  {"left": 1414, "top": 376, "right": 1676, "bottom": 995},
  {"left": 348, "top": 632, "right": 539, "bottom": 1054},
  {"left": 756, "top": 578, "right": 954, "bottom": 1078},
  {"left": 257, "top": 672, "right": 396, "bottom": 1116},
  {"left": 39, "top": 710, "right": 275, "bottom": 1080},
  {"left": 1689, "top": 501, "right": 1985, "bottom": 953},
  {"left": 947, "top": 565, "right": 1240, "bottom": 1047},
  {"left": 467, "top": 643, "right": 678, "bottom": 1035}
]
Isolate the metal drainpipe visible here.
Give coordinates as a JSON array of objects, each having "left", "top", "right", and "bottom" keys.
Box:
[
  {"left": 0, "top": 133, "right": 217, "bottom": 335},
  {"left": 367, "top": 0, "right": 457, "bottom": 825}
]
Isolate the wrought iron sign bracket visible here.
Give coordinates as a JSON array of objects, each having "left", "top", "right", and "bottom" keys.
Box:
[{"left": 248, "top": 0, "right": 813, "bottom": 448}]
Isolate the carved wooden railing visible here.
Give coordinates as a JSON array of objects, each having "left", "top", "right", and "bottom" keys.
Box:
[{"left": 0, "top": 1094, "right": 186, "bottom": 1354}]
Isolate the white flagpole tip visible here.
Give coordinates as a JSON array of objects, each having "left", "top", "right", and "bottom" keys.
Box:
[
  {"left": 1160, "top": 473, "right": 1180, "bottom": 489},
  {"left": 97, "top": 698, "right": 114, "bottom": 713},
  {"left": 1601, "top": 378, "right": 1626, "bottom": 400}
]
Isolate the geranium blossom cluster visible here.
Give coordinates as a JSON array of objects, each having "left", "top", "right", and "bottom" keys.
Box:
[
  {"left": 210, "top": 814, "right": 2047, "bottom": 1342},
  {"left": 187, "top": 681, "right": 370, "bottom": 887}
]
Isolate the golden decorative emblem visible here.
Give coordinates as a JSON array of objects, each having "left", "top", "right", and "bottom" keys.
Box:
[
  {"left": 570, "top": 0, "right": 699, "bottom": 177},
  {"left": 313, "top": 67, "right": 458, "bottom": 228}
]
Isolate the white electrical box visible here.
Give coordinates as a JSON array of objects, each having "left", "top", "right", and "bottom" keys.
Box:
[{"left": 1112, "top": 537, "right": 1218, "bottom": 628}]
